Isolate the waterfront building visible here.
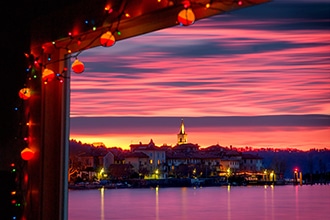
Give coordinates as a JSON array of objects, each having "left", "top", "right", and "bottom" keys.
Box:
[
  {"left": 240, "top": 153, "right": 263, "bottom": 172},
  {"left": 124, "top": 152, "right": 150, "bottom": 178},
  {"left": 220, "top": 151, "right": 242, "bottom": 174},
  {"left": 68, "top": 120, "right": 266, "bottom": 181},
  {"left": 130, "top": 139, "right": 167, "bottom": 178}
]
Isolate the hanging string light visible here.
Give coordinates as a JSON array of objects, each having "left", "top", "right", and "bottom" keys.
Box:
[
  {"left": 71, "top": 59, "right": 85, "bottom": 74},
  {"left": 21, "top": 148, "right": 35, "bottom": 161},
  {"left": 177, "top": 8, "right": 195, "bottom": 26},
  {"left": 18, "top": 88, "right": 31, "bottom": 100},
  {"left": 42, "top": 68, "right": 55, "bottom": 84},
  {"left": 100, "top": 31, "right": 116, "bottom": 47}
]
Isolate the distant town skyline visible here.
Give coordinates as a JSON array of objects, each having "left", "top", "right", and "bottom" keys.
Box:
[{"left": 69, "top": 0, "right": 330, "bottom": 150}]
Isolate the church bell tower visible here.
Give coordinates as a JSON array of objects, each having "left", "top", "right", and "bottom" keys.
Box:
[{"left": 177, "top": 119, "right": 187, "bottom": 145}]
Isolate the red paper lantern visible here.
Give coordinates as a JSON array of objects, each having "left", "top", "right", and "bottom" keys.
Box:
[
  {"left": 21, "top": 148, "right": 34, "bottom": 161},
  {"left": 18, "top": 88, "right": 31, "bottom": 100},
  {"left": 100, "top": 31, "right": 116, "bottom": 47},
  {"left": 42, "top": 68, "right": 55, "bottom": 82},
  {"left": 177, "top": 8, "right": 195, "bottom": 26},
  {"left": 71, "top": 59, "right": 85, "bottom": 74}
]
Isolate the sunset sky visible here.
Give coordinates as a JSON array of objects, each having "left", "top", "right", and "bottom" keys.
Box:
[{"left": 69, "top": 0, "right": 330, "bottom": 150}]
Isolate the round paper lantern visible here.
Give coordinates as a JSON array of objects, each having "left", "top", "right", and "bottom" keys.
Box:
[
  {"left": 71, "top": 59, "right": 85, "bottom": 74},
  {"left": 100, "top": 31, "right": 116, "bottom": 47},
  {"left": 18, "top": 88, "right": 31, "bottom": 100},
  {"left": 177, "top": 8, "right": 195, "bottom": 26},
  {"left": 21, "top": 148, "right": 34, "bottom": 161},
  {"left": 42, "top": 68, "right": 55, "bottom": 82}
]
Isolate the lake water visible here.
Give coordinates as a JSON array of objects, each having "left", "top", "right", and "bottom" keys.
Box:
[{"left": 68, "top": 185, "right": 330, "bottom": 220}]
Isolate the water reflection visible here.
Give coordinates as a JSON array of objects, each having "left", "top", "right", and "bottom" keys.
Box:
[
  {"left": 227, "top": 185, "right": 231, "bottom": 220},
  {"left": 155, "top": 186, "right": 159, "bottom": 220},
  {"left": 69, "top": 185, "right": 330, "bottom": 220},
  {"left": 100, "top": 187, "right": 104, "bottom": 220}
]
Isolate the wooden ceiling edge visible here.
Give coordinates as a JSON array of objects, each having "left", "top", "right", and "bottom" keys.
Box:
[{"left": 30, "top": 0, "right": 271, "bottom": 58}]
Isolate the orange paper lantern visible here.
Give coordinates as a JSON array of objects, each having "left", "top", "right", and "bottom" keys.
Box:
[
  {"left": 21, "top": 148, "right": 34, "bottom": 161},
  {"left": 71, "top": 59, "right": 85, "bottom": 74},
  {"left": 100, "top": 31, "right": 116, "bottom": 47},
  {"left": 18, "top": 88, "right": 31, "bottom": 100},
  {"left": 177, "top": 8, "right": 195, "bottom": 26},
  {"left": 42, "top": 68, "right": 55, "bottom": 82}
]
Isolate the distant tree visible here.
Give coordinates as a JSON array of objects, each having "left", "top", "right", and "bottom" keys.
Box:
[
  {"left": 108, "top": 164, "right": 134, "bottom": 180},
  {"left": 319, "top": 159, "right": 327, "bottom": 182},
  {"left": 307, "top": 154, "right": 315, "bottom": 183},
  {"left": 270, "top": 156, "right": 286, "bottom": 176},
  {"left": 138, "top": 166, "right": 149, "bottom": 179},
  {"left": 176, "top": 164, "right": 189, "bottom": 178}
]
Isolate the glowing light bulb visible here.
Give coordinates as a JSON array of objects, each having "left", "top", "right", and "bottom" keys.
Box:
[
  {"left": 21, "top": 147, "right": 35, "bottom": 161},
  {"left": 71, "top": 59, "right": 85, "bottom": 74}
]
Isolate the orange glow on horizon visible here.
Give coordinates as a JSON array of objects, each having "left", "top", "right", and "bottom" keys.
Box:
[{"left": 70, "top": 126, "right": 330, "bottom": 151}]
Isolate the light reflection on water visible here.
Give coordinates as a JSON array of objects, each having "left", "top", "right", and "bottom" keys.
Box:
[{"left": 69, "top": 185, "right": 330, "bottom": 220}]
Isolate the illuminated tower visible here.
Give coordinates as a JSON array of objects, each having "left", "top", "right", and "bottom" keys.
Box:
[{"left": 177, "top": 119, "right": 187, "bottom": 145}]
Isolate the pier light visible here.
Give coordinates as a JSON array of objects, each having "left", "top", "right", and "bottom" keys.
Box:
[
  {"left": 227, "top": 168, "right": 231, "bottom": 177},
  {"left": 270, "top": 171, "right": 275, "bottom": 182}
]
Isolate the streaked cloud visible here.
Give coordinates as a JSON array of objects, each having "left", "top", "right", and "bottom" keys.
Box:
[{"left": 69, "top": 1, "right": 330, "bottom": 150}]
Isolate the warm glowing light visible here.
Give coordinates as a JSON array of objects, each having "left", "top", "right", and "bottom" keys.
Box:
[
  {"left": 125, "top": 13, "right": 130, "bottom": 18},
  {"left": 42, "top": 68, "right": 55, "bottom": 82},
  {"left": 238, "top": 0, "right": 243, "bottom": 6},
  {"left": 18, "top": 88, "right": 31, "bottom": 100},
  {"left": 21, "top": 147, "right": 34, "bottom": 161},
  {"left": 104, "top": 4, "right": 113, "bottom": 13},
  {"left": 177, "top": 8, "right": 195, "bottom": 26},
  {"left": 71, "top": 59, "right": 85, "bottom": 74},
  {"left": 182, "top": 0, "right": 191, "bottom": 8},
  {"left": 100, "top": 31, "right": 116, "bottom": 47},
  {"left": 206, "top": 3, "right": 210, "bottom": 8}
]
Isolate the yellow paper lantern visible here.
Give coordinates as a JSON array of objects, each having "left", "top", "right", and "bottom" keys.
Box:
[
  {"left": 71, "top": 59, "right": 85, "bottom": 74},
  {"left": 100, "top": 31, "right": 116, "bottom": 47},
  {"left": 21, "top": 148, "right": 35, "bottom": 161},
  {"left": 177, "top": 8, "right": 195, "bottom": 26},
  {"left": 18, "top": 88, "right": 31, "bottom": 100}
]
